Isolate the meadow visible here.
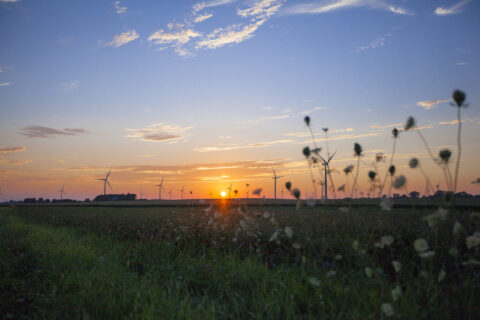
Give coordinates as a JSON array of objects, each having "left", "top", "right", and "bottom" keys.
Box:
[{"left": 1, "top": 202, "right": 479, "bottom": 319}]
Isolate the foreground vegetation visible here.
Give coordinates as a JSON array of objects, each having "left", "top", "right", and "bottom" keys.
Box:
[{"left": 1, "top": 203, "right": 479, "bottom": 319}]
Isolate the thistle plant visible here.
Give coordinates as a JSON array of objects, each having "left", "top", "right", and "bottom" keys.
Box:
[
  {"left": 439, "top": 149, "right": 453, "bottom": 191},
  {"left": 368, "top": 170, "right": 377, "bottom": 196},
  {"left": 452, "top": 90, "right": 467, "bottom": 193},
  {"left": 409, "top": 158, "right": 434, "bottom": 196},
  {"left": 323, "top": 127, "right": 336, "bottom": 198},
  {"left": 343, "top": 164, "right": 354, "bottom": 194},
  {"left": 388, "top": 165, "right": 396, "bottom": 197},
  {"left": 351, "top": 143, "right": 363, "bottom": 197},
  {"left": 404, "top": 116, "right": 439, "bottom": 166},
  {"left": 381, "top": 128, "right": 399, "bottom": 196},
  {"left": 303, "top": 116, "right": 326, "bottom": 197},
  {"left": 302, "top": 146, "right": 318, "bottom": 199}
]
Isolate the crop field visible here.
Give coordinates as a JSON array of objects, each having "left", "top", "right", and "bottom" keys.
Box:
[{"left": 1, "top": 203, "right": 479, "bottom": 319}]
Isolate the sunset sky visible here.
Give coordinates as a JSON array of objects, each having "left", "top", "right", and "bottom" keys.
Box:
[{"left": 1, "top": 0, "right": 479, "bottom": 201}]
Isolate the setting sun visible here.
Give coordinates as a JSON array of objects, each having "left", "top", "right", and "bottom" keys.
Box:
[{"left": 220, "top": 191, "right": 227, "bottom": 198}]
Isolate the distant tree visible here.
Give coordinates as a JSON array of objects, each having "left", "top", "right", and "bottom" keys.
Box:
[
  {"left": 85, "top": 198, "right": 90, "bottom": 202},
  {"left": 409, "top": 191, "right": 420, "bottom": 198}
]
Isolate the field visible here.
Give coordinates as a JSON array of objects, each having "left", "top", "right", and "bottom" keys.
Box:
[{"left": 1, "top": 202, "right": 479, "bottom": 319}]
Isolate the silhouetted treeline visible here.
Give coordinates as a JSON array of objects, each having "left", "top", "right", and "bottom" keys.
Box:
[
  {"left": 23, "top": 198, "right": 77, "bottom": 203},
  {"left": 93, "top": 194, "right": 136, "bottom": 201}
]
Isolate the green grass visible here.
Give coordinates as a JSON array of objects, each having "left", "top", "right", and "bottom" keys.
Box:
[{"left": 1, "top": 205, "right": 479, "bottom": 319}]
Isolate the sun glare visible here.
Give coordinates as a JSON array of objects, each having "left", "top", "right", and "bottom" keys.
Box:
[{"left": 220, "top": 191, "right": 227, "bottom": 197}]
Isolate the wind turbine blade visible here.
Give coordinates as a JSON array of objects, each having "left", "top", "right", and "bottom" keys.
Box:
[
  {"left": 327, "top": 151, "right": 337, "bottom": 163},
  {"left": 161, "top": 177, "right": 164, "bottom": 184},
  {"left": 106, "top": 169, "right": 111, "bottom": 179},
  {"left": 107, "top": 180, "right": 113, "bottom": 191},
  {"left": 318, "top": 154, "right": 327, "bottom": 163}
]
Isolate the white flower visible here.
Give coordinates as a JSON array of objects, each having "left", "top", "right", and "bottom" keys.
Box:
[
  {"left": 292, "top": 242, "right": 302, "bottom": 249},
  {"left": 381, "top": 235, "right": 394, "bottom": 247},
  {"left": 380, "top": 198, "right": 394, "bottom": 211},
  {"left": 419, "top": 250, "right": 435, "bottom": 259},
  {"left": 309, "top": 277, "right": 321, "bottom": 287},
  {"left": 453, "top": 221, "right": 463, "bottom": 234},
  {"left": 270, "top": 217, "right": 277, "bottom": 225},
  {"left": 466, "top": 231, "right": 480, "bottom": 249},
  {"left": 284, "top": 226, "right": 293, "bottom": 239},
  {"left": 364, "top": 267, "right": 373, "bottom": 278},
  {"left": 203, "top": 204, "right": 213, "bottom": 213},
  {"left": 462, "top": 259, "right": 480, "bottom": 266},
  {"left": 263, "top": 212, "right": 270, "bottom": 218},
  {"left": 381, "top": 303, "right": 395, "bottom": 317},
  {"left": 326, "top": 270, "right": 336, "bottom": 277},
  {"left": 423, "top": 208, "right": 448, "bottom": 228},
  {"left": 392, "top": 260, "right": 402, "bottom": 273},
  {"left": 240, "top": 220, "right": 248, "bottom": 230},
  {"left": 339, "top": 207, "right": 349, "bottom": 213},
  {"left": 391, "top": 286, "right": 402, "bottom": 301},
  {"left": 269, "top": 230, "right": 279, "bottom": 242},
  {"left": 352, "top": 240, "right": 359, "bottom": 251},
  {"left": 334, "top": 255, "right": 343, "bottom": 260},
  {"left": 414, "top": 238, "right": 429, "bottom": 252},
  {"left": 438, "top": 270, "right": 446, "bottom": 282}
]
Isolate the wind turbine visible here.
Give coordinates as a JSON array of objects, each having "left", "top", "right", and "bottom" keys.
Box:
[
  {"left": 98, "top": 169, "right": 112, "bottom": 195},
  {"left": 272, "top": 169, "right": 284, "bottom": 200},
  {"left": 180, "top": 186, "right": 185, "bottom": 200},
  {"left": 227, "top": 183, "right": 233, "bottom": 199},
  {"left": 168, "top": 189, "right": 172, "bottom": 200},
  {"left": 318, "top": 152, "right": 336, "bottom": 200},
  {"left": 58, "top": 185, "right": 65, "bottom": 200},
  {"left": 156, "top": 177, "right": 165, "bottom": 200}
]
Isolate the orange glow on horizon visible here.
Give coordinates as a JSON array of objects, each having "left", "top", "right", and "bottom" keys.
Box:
[{"left": 220, "top": 191, "right": 227, "bottom": 197}]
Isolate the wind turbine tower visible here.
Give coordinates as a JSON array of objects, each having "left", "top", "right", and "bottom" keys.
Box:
[
  {"left": 156, "top": 177, "right": 165, "bottom": 200},
  {"left": 227, "top": 183, "right": 233, "bottom": 199},
  {"left": 318, "top": 152, "right": 336, "bottom": 200},
  {"left": 58, "top": 185, "right": 65, "bottom": 200},
  {"left": 98, "top": 169, "right": 112, "bottom": 195},
  {"left": 272, "top": 169, "right": 284, "bottom": 200},
  {"left": 180, "top": 186, "right": 185, "bottom": 200}
]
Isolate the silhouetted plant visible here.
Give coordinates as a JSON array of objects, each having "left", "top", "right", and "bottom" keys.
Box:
[
  {"left": 285, "top": 181, "right": 292, "bottom": 191},
  {"left": 351, "top": 143, "right": 363, "bottom": 197},
  {"left": 322, "top": 127, "right": 336, "bottom": 198},
  {"left": 303, "top": 116, "right": 325, "bottom": 197},
  {"left": 344, "top": 165, "right": 354, "bottom": 194},
  {"left": 388, "top": 165, "right": 396, "bottom": 197},
  {"left": 381, "top": 128, "right": 399, "bottom": 197},
  {"left": 409, "top": 157, "right": 433, "bottom": 196},
  {"left": 302, "top": 146, "right": 317, "bottom": 199},
  {"left": 451, "top": 89, "right": 467, "bottom": 193},
  {"left": 368, "top": 171, "right": 377, "bottom": 196},
  {"left": 439, "top": 149, "right": 453, "bottom": 191}
]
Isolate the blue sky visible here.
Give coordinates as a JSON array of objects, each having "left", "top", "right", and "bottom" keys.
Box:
[{"left": 0, "top": 0, "right": 479, "bottom": 200}]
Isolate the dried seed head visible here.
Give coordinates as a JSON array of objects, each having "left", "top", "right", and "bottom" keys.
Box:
[
  {"left": 392, "top": 128, "right": 399, "bottom": 138},
  {"left": 354, "top": 143, "right": 363, "bottom": 157},
  {"left": 292, "top": 188, "right": 301, "bottom": 199},
  {"left": 304, "top": 116, "right": 311, "bottom": 126},
  {"left": 409, "top": 158, "right": 419, "bottom": 168},
  {"left": 393, "top": 175, "right": 406, "bottom": 189},
  {"left": 368, "top": 171, "right": 376, "bottom": 181},
  {"left": 439, "top": 149, "right": 452, "bottom": 163},
  {"left": 405, "top": 116, "right": 415, "bottom": 131},
  {"left": 344, "top": 164, "right": 354, "bottom": 175},
  {"left": 389, "top": 165, "right": 396, "bottom": 176},
  {"left": 302, "top": 146, "right": 311, "bottom": 158},
  {"left": 322, "top": 127, "right": 328, "bottom": 132},
  {"left": 285, "top": 181, "right": 292, "bottom": 191},
  {"left": 452, "top": 89, "right": 466, "bottom": 107},
  {"left": 375, "top": 152, "right": 385, "bottom": 163},
  {"left": 338, "top": 184, "right": 345, "bottom": 191}
]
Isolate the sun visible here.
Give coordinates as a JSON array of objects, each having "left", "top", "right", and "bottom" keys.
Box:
[{"left": 220, "top": 190, "right": 227, "bottom": 197}]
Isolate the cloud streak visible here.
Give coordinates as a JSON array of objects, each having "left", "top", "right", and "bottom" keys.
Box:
[
  {"left": 417, "top": 99, "right": 450, "bottom": 110},
  {"left": 19, "top": 126, "right": 90, "bottom": 138},
  {"left": 114, "top": 1, "right": 127, "bottom": 14},
  {"left": 125, "top": 123, "right": 194, "bottom": 143},
  {"left": 106, "top": 30, "right": 139, "bottom": 47},
  {"left": 286, "top": 0, "right": 410, "bottom": 15},
  {"left": 0, "top": 146, "right": 26, "bottom": 155},
  {"left": 194, "top": 139, "right": 293, "bottom": 152},
  {"left": 0, "top": 82, "right": 12, "bottom": 87},
  {"left": 435, "top": 0, "right": 471, "bottom": 15}
]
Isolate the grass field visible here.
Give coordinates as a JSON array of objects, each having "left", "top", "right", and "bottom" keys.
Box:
[{"left": 1, "top": 203, "right": 479, "bottom": 319}]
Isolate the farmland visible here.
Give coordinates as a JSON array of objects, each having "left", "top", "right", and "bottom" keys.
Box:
[{"left": 1, "top": 203, "right": 479, "bottom": 319}]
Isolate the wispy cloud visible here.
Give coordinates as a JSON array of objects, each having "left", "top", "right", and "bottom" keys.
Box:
[
  {"left": 370, "top": 123, "right": 402, "bottom": 129},
  {"left": 194, "top": 12, "right": 214, "bottom": 23},
  {"left": 299, "top": 106, "right": 324, "bottom": 115},
  {"left": 456, "top": 61, "right": 467, "bottom": 66},
  {"left": 286, "top": 0, "right": 411, "bottom": 15},
  {"left": 438, "top": 119, "right": 463, "bottom": 125},
  {"left": 19, "top": 126, "right": 90, "bottom": 138},
  {"left": 285, "top": 127, "right": 354, "bottom": 137},
  {"left": 106, "top": 30, "right": 139, "bottom": 47},
  {"left": 60, "top": 80, "right": 79, "bottom": 91},
  {"left": 240, "top": 114, "right": 290, "bottom": 125},
  {"left": 125, "top": 123, "right": 194, "bottom": 143},
  {"left": 0, "top": 0, "right": 21, "bottom": 2},
  {"left": 237, "top": 0, "right": 284, "bottom": 19},
  {"left": 197, "top": 165, "right": 241, "bottom": 170},
  {"left": 114, "top": 1, "right": 127, "bottom": 15},
  {"left": 300, "top": 132, "right": 381, "bottom": 143},
  {"left": 435, "top": 0, "right": 471, "bottom": 15},
  {"left": 148, "top": 24, "right": 201, "bottom": 56},
  {"left": 0, "top": 159, "right": 30, "bottom": 166},
  {"left": 0, "top": 82, "right": 12, "bottom": 87},
  {"left": 193, "top": 0, "right": 237, "bottom": 13},
  {"left": 417, "top": 99, "right": 450, "bottom": 110},
  {"left": 194, "top": 139, "right": 293, "bottom": 152},
  {"left": 0, "top": 146, "right": 26, "bottom": 155},
  {"left": 357, "top": 32, "right": 392, "bottom": 52}
]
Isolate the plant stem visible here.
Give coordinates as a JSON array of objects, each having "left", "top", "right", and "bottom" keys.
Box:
[
  {"left": 307, "top": 163, "right": 318, "bottom": 199},
  {"left": 416, "top": 130, "right": 439, "bottom": 166},
  {"left": 381, "top": 138, "right": 397, "bottom": 196},
  {"left": 454, "top": 107, "right": 462, "bottom": 193},
  {"left": 351, "top": 157, "right": 360, "bottom": 198},
  {"left": 418, "top": 164, "right": 434, "bottom": 194}
]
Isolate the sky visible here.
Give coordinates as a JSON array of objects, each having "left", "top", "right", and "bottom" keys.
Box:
[{"left": 0, "top": 0, "right": 479, "bottom": 201}]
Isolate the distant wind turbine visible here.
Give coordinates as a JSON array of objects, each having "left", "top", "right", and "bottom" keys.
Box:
[
  {"left": 98, "top": 169, "right": 112, "bottom": 195},
  {"left": 168, "top": 189, "right": 172, "bottom": 200},
  {"left": 318, "top": 152, "right": 336, "bottom": 200},
  {"left": 156, "top": 177, "right": 165, "bottom": 200},
  {"left": 180, "top": 186, "right": 185, "bottom": 200},
  {"left": 58, "top": 185, "right": 65, "bottom": 200},
  {"left": 272, "top": 169, "right": 284, "bottom": 200},
  {"left": 227, "top": 183, "right": 233, "bottom": 199}
]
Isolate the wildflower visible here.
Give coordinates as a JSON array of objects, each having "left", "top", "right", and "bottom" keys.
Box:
[
  {"left": 269, "top": 230, "right": 279, "bottom": 242},
  {"left": 339, "top": 207, "right": 349, "bottom": 213},
  {"left": 240, "top": 220, "right": 248, "bottom": 230},
  {"left": 364, "top": 267, "right": 373, "bottom": 278},
  {"left": 423, "top": 207, "right": 448, "bottom": 228},
  {"left": 391, "top": 286, "right": 402, "bottom": 301},
  {"left": 292, "top": 188, "right": 301, "bottom": 200},
  {"left": 285, "top": 181, "right": 292, "bottom": 191},
  {"left": 270, "top": 217, "right": 277, "bottom": 225},
  {"left": 344, "top": 165, "right": 354, "bottom": 175},
  {"left": 439, "top": 149, "right": 452, "bottom": 163},
  {"left": 352, "top": 240, "right": 359, "bottom": 251},
  {"left": 388, "top": 165, "right": 396, "bottom": 176},
  {"left": 262, "top": 212, "right": 270, "bottom": 218},
  {"left": 409, "top": 158, "right": 419, "bottom": 168},
  {"left": 284, "top": 226, "right": 293, "bottom": 239},
  {"left": 252, "top": 188, "right": 263, "bottom": 196},
  {"left": 326, "top": 270, "right": 336, "bottom": 277},
  {"left": 354, "top": 143, "right": 363, "bottom": 157},
  {"left": 309, "top": 277, "right": 321, "bottom": 287},
  {"left": 203, "top": 204, "right": 213, "bottom": 213},
  {"left": 322, "top": 127, "right": 328, "bottom": 132},
  {"left": 392, "top": 260, "right": 402, "bottom": 273},
  {"left": 392, "top": 175, "right": 406, "bottom": 189},
  {"left": 419, "top": 251, "right": 435, "bottom": 259},
  {"left": 405, "top": 116, "right": 415, "bottom": 131},
  {"left": 452, "top": 89, "right": 466, "bottom": 107},
  {"left": 380, "top": 198, "right": 394, "bottom": 211},
  {"left": 292, "top": 242, "right": 302, "bottom": 249},
  {"left": 438, "top": 270, "right": 446, "bottom": 282},
  {"left": 304, "top": 116, "right": 311, "bottom": 126},
  {"left": 466, "top": 231, "right": 480, "bottom": 249},
  {"left": 453, "top": 221, "right": 463, "bottom": 234},
  {"left": 381, "top": 235, "right": 394, "bottom": 247},
  {"left": 414, "top": 238, "right": 429, "bottom": 252},
  {"left": 392, "top": 128, "right": 399, "bottom": 138},
  {"left": 334, "top": 254, "right": 343, "bottom": 260},
  {"left": 376, "top": 152, "right": 385, "bottom": 162},
  {"left": 381, "top": 303, "right": 395, "bottom": 317},
  {"left": 462, "top": 260, "right": 480, "bottom": 266},
  {"left": 368, "top": 171, "right": 376, "bottom": 181},
  {"left": 338, "top": 184, "right": 345, "bottom": 192},
  {"left": 214, "top": 212, "right": 221, "bottom": 219},
  {"left": 302, "top": 146, "right": 311, "bottom": 158}
]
